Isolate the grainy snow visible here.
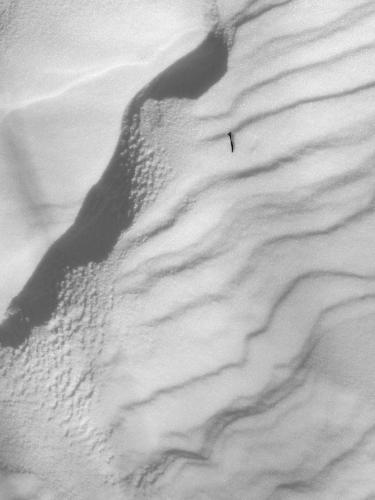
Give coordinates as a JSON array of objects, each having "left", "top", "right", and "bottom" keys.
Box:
[{"left": 1, "top": 0, "right": 375, "bottom": 499}]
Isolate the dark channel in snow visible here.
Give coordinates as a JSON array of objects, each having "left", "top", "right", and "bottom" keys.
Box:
[{"left": 0, "top": 32, "right": 228, "bottom": 348}]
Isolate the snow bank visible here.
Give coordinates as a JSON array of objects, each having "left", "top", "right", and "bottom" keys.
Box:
[{"left": 1, "top": 0, "right": 375, "bottom": 498}]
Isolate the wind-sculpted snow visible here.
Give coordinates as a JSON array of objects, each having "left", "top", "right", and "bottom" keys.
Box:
[{"left": 1, "top": 0, "right": 375, "bottom": 498}]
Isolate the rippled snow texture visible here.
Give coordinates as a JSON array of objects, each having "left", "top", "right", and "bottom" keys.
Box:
[{"left": 2, "top": 0, "right": 375, "bottom": 499}]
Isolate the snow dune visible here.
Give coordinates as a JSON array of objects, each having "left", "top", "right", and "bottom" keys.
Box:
[{"left": 1, "top": 0, "right": 375, "bottom": 498}]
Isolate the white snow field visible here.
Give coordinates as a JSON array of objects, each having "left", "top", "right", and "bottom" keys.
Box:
[{"left": 1, "top": 0, "right": 375, "bottom": 498}]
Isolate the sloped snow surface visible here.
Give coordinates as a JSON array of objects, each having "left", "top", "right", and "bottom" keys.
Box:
[{"left": 1, "top": 0, "right": 375, "bottom": 499}]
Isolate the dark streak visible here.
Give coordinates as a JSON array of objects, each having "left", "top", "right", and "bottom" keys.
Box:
[{"left": 228, "top": 132, "right": 234, "bottom": 152}]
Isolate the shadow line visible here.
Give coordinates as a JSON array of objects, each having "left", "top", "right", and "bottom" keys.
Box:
[{"left": 0, "top": 32, "right": 228, "bottom": 348}]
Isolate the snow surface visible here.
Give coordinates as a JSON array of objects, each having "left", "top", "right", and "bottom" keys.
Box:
[{"left": 1, "top": 0, "right": 375, "bottom": 498}]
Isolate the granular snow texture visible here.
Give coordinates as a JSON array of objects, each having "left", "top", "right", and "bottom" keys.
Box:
[{"left": 1, "top": 0, "right": 375, "bottom": 499}]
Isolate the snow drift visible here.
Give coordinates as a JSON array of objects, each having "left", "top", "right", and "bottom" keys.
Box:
[{"left": 1, "top": 0, "right": 375, "bottom": 499}]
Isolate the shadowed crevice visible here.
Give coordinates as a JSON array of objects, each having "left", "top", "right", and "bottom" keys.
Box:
[
  {"left": 0, "top": 31, "right": 228, "bottom": 348},
  {"left": 149, "top": 32, "right": 228, "bottom": 100}
]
